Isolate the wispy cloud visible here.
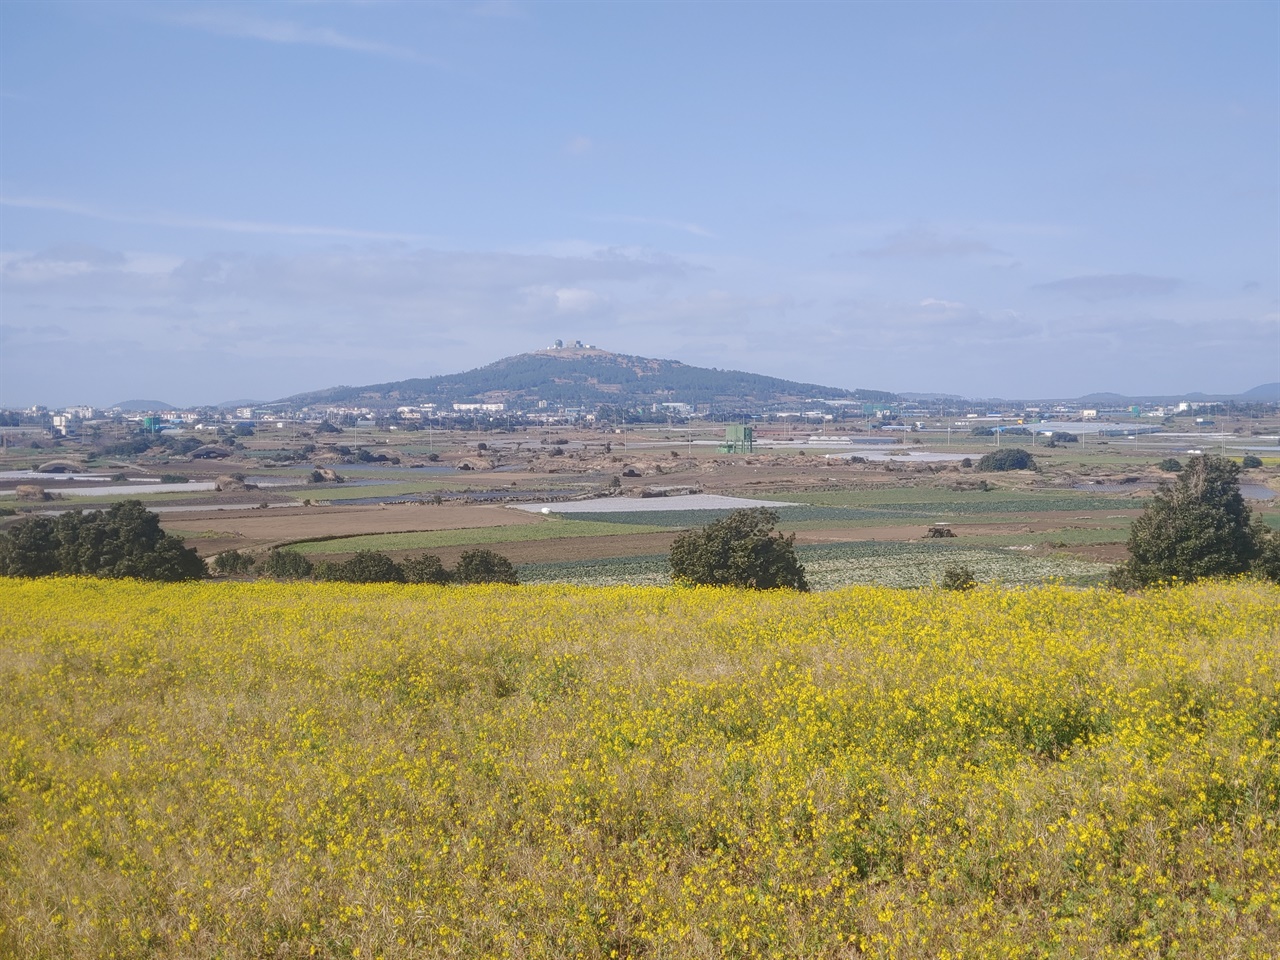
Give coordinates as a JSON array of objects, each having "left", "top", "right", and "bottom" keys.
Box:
[
  {"left": 1, "top": 242, "right": 688, "bottom": 304},
  {"left": 861, "top": 227, "right": 1007, "bottom": 259},
  {"left": 1032, "top": 273, "right": 1181, "bottom": 301},
  {"left": 0, "top": 239, "right": 690, "bottom": 405},
  {"left": 564, "top": 135, "right": 593, "bottom": 156},
  {"left": 0, "top": 194, "right": 426, "bottom": 243},
  {"left": 164, "top": 7, "right": 420, "bottom": 61},
  {"left": 595, "top": 215, "right": 717, "bottom": 239}
]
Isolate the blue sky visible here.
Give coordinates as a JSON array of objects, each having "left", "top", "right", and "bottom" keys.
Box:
[{"left": 1, "top": 0, "right": 1276, "bottom": 406}]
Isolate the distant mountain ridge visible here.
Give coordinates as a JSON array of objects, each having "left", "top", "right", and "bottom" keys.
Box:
[
  {"left": 278, "top": 348, "right": 897, "bottom": 410},
  {"left": 1241, "top": 382, "right": 1280, "bottom": 402},
  {"left": 1076, "top": 383, "right": 1280, "bottom": 405},
  {"left": 111, "top": 399, "right": 177, "bottom": 412},
  {"left": 105, "top": 373, "right": 1277, "bottom": 413}
]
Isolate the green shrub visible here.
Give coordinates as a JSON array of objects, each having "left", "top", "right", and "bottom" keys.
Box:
[
  {"left": 1242, "top": 454, "right": 1263, "bottom": 469},
  {"left": 976, "top": 448, "right": 1037, "bottom": 472},
  {"left": 1158, "top": 458, "right": 1182, "bottom": 473},
  {"left": 454, "top": 549, "right": 519, "bottom": 585},
  {"left": 941, "top": 564, "right": 977, "bottom": 591},
  {"left": 0, "top": 501, "right": 204, "bottom": 581},
  {"left": 1111, "top": 455, "right": 1269, "bottom": 588},
  {"left": 1256, "top": 529, "right": 1280, "bottom": 583},
  {"left": 669, "top": 508, "right": 808, "bottom": 591},
  {"left": 311, "top": 560, "right": 341, "bottom": 580},
  {"left": 403, "top": 553, "right": 452, "bottom": 585},
  {"left": 261, "top": 549, "right": 313, "bottom": 580},
  {"left": 314, "top": 551, "right": 405, "bottom": 584},
  {"left": 211, "top": 549, "right": 255, "bottom": 575},
  {"left": 0, "top": 516, "right": 60, "bottom": 577},
  {"left": 99, "top": 437, "right": 153, "bottom": 458}
]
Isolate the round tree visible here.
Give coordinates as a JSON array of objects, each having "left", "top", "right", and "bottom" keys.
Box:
[
  {"left": 403, "top": 553, "right": 452, "bottom": 585},
  {"left": 211, "top": 549, "right": 255, "bottom": 575},
  {"left": 1111, "top": 455, "right": 1265, "bottom": 587},
  {"left": 976, "top": 448, "right": 1037, "bottom": 472},
  {"left": 261, "top": 549, "right": 314, "bottom": 580},
  {"left": 669, "top": 508, "right": 809, "bottom": 591},
  {"left": 317, "top": 550, "right": 405, "bottom": 583},
  {"left": 454, "top": 549, "right": 519, "bottom": 585}
]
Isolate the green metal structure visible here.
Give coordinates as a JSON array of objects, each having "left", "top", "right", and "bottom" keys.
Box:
[{"left": 719, "top": 424, "right": 754, "bottom": 453}]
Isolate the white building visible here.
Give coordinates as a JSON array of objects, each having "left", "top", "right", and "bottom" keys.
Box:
[{"left": 452, "top": 403, "right": 506, "bottom": 412}]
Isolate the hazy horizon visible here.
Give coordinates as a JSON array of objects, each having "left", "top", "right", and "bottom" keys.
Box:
[{"left": 2, "top": 1, "right": 1277, "bottom": 407}]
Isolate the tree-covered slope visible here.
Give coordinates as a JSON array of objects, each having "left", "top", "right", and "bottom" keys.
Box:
[{"left": 280, "top": 349, "right": 896, "bottom": 408}]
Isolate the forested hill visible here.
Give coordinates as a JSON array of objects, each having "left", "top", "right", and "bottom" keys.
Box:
[{"left": 280, "top": 349, "right": 896, "bottom": 409}]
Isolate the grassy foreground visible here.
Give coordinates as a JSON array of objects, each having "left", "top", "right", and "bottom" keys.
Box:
[{"left": 1, "top": 580, "right": 1278, "bottom": 959}]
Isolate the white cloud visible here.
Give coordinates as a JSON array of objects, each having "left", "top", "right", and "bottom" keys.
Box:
[
  {"left": 0, "top": 194, "right": 427, "bottom": 242},
  {"left": 565, "top": 135, "right": 594, "bottom": 156},
  {"left": 594, "top": 215, "right": 716, "bottom": 239},
  {"left": 2, "top": 235, "right": 1273, "bottom": 405},
  {"left": 0, "top": 243, "right": 686, "bottom": 342},
  {"left": 1031, "top": 273, "right": 1182, "bottom": 301},
  {"left": 554, "top": 287, "right": 606, "bottom": 313},
  {"left": 164, "top": 8, "right": 420, "bottom": 60}
]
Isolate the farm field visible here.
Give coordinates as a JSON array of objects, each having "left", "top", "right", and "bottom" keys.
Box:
[
  {"left": 158, "top": 503, "right": 549, "bottom": 557},
  {"left": 3, "top": 418, "right": 1275, "bottom": 585},
  {"left": 517, "top": 540, "right": 1115, "bottom": 589},
  {"left": 129, "top": 483, "right": 1157, "bottom": 578},
  {"left": 3, "top": 578, "right": 1278, "bottom": 958},
  {"left": 284, "top": 518, "right": 670, "bottom": 556}
]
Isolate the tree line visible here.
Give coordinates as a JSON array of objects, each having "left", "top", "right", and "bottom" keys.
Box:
[
  {"left": 0, "top": 501, "right": 205, "bottom": 581},
  {"left": 0, "top": 500, "right": 520, "bottom": 585},
  {"left": 219, "top": 546, "right": 519, "bottom": 585}
]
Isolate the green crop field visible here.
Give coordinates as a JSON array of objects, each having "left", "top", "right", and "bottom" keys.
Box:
[
  {"left": 519, "top": 540, "right": 1114, "bottom": 590},
  {"left": 555, "top": 493, "right": 1144, "bottom": 530},
  {"left": 285, "top": 519, "right": 668, "bottom": 555}
]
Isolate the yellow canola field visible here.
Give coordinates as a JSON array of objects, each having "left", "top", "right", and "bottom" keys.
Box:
[{"left": 1, "top": 578, "right": 1279, "bottom": 960}]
